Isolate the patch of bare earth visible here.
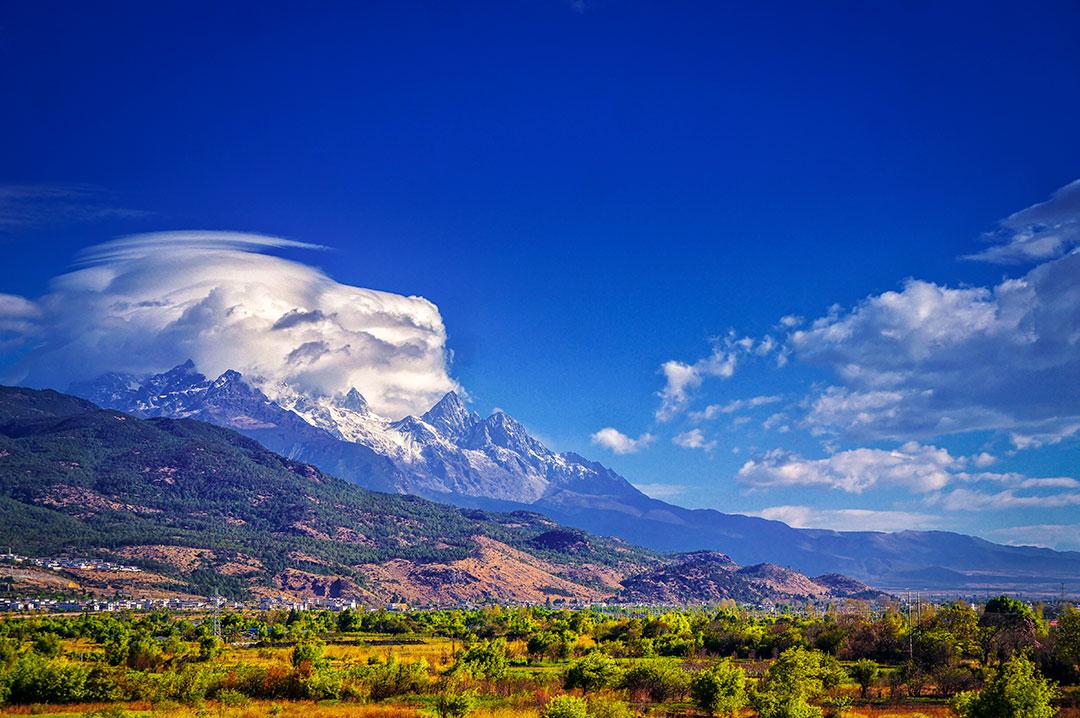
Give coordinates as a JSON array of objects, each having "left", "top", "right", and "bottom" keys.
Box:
[
  {"left": 217, "top": 555, "right": 263, "bottom": 576},
  {"left": 333, "top": 526, "right": 376, "bottom": 546},
  {"left": 288, "top": 551, "right": 329, "bottom": 565},
  {"left": 271, "top": 568, "right": 367, "bottom": 600},
  {"left": 284, "top": 521, "right": 331, "bottom": 540},
  {"left": 359, "top": 536, "right": 606, "bottom": 605},
  {"left": 36, "top": 485, "right": 161, "bottom": 518},
  {"left": 7, "top": 566, "right": 82, "bottom": 592},
  {"left": 63, "top": 569, "right": 196, "bottom": 599},
  {"left": 113, "top": 545, "right": 212, "bottom": 573}
]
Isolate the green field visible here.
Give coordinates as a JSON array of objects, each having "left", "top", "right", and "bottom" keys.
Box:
[{"left": 0, "top": 601, "right": 1076, "bottom": 718}]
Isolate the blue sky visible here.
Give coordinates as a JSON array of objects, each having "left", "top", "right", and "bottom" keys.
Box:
[{"left": 2, "top": 1, "right": 1079, "bottom": 548}]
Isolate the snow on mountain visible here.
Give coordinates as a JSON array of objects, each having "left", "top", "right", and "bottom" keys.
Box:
[
  {"left": 421, "top": 391, "right": 481, "bottom": 440},
  {"left": 70, "top": 361, "right": 643, "bottom": 505},
  {"left": 65, "top": 360, "right": 1080, "bottom": 592}
]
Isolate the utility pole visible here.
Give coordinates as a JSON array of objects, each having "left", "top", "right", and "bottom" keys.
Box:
[
  {"left": 210, "top": 588, "right": 221, "bottom": 639},
  {"left": 907, "top": 592, "right": 913, "bottom": 660}
]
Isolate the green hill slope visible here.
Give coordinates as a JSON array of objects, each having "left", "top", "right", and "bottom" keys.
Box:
[{"left": 0, "top": 386, "right": 654, "bottom": 604}]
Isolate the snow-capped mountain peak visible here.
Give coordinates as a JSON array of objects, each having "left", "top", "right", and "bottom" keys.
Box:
[
  {"left": 71, "top": 360, "right": 643, "bottom": 505},
  {"left": 421, "top": 391, "right": 480, "bottom": 440},
  {"left": 339, "top": 387, "right": 371, "bottom": 414}
]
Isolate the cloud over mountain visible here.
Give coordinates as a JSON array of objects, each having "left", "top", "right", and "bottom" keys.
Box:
[{"left": 0, "top": 231, "right": 457, "bottom": 418}]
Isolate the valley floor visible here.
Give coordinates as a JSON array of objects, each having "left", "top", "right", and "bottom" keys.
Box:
[{"left": 1, "top": 603, "right": 1077, "bottom": 718}]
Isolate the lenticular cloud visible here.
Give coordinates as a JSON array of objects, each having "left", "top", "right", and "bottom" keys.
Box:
[{"left": 0, "top": 231, "right": 457, "bottom": 418}]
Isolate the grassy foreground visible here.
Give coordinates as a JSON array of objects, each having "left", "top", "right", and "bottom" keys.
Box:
[{"left": 0, "top": 602, "right": 1078, "bottom": 718}]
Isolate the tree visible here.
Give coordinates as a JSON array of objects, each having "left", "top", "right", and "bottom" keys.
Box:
[
  {"left": 979, "top": 596, "right": 1039, "bottom": 664},
  {"left": 564, "top": 651, "right": 623, "bottom": 693},
  {"left": 528, "top": 630, "right": 574, "bottom": 661},
  {"left": 1053, "top": 604, "right": 1080, "bottom": 675},
  {"left": 197, "top": 634, "right": 221, "bottom": 661},
  {"left": 291, "top": 639, "right": 326, "bottom": 669},
  {"left": 751, "top": 647, "right": 847, "bottom": 718},
  {"left": 31, "top": 633, "right": 61, "bottom": 658},
  {"left": 125, "top": 630, "right": 163, "bottom": 670},
  {"left": 457, "top": 639, "right": 509, "bottom": 680},
  {"left": 690, "top": 660, "right": 747, "bottom": 717},
  {"left": 849, "top": 659, "right": 879, "bottom": 699},
  {"left": 951, "top": 654, "right": 1056, "bottom": 718},
  {"left": 621, "top": 660, "right": 690, "bottom": 702},
  {"left": 541, "top": 695, "right": 589, "bottom": 718},
  {"left": 336, "top": 608, "right": 361, "bottom": 633},
  {"left": 934, "top": 602, "right": 982, "bottom": 660}
]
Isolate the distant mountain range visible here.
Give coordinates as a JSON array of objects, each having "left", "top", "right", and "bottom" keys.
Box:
[
  {"left": 0, "top": 385, "right": 880, "bottom": 606},
  {"left": 70, "top": 362, "right": 1080, "bottom": 594}
]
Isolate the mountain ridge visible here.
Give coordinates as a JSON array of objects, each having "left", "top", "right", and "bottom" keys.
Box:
[
  {"left": 0, "top": 385, "right": 881, "bottom": 607},
  {"left": 69, "top": 362, "right": 1080, "bottom": 594}
]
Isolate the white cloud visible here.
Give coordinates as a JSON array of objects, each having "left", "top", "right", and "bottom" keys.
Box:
[
  {"left": 590, "top": 427, "right": 654, "bottom": 455},
  {"left": 655, "top": 360, "right": 705, "bottom": 422},
  {"left": 739, "top": 443, "right": 957, "bottom": 493},
  {"left": 762, "top": 412, "right": 791, "bottom": 433},
  {"left": 965, "top": 179, "right": 1080, "bottom": 264},
  {"left": 655, "top": 333, "right": 776, "bottom": 421},
  {"left": 631, "top": 482, "right": 687, "bottom": 499},
  {"left": 738, "top": 441, "right": 1077, "bottom": 495},
  {"left": 932, "top": 487, "right": 1080, "bottom": 512},
  {"left": 0, "top": 231, "right": 457, "bottom": 418},
  {"left": 752, "top": 505, "right": 943, "bottom": 532},
  {"left": 672, "top": 428, "right": 717, "bottom": 452},
  {"left": 792, "top": 250, "right": 1080, "bottom": 445},
  {"left": 987, "top": 524, "right": 1080, "bottom": 552},
  {"left": 1009, "top": 423, "right": 1080, "bottom": 450},
  {"left": 690, "top": 395, "right": 781, "bottom": 421}
]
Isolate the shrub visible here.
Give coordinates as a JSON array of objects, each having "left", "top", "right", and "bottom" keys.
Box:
[
  {"left": 457, "top": 639, "right": 509, "bottom": 680},
  {"left": 621, "top": 660, "right": 690, "bottom": 703},
  {"left": 529, "top": 631, "right": 574, "bottom": 661},
  {"left": 849, "top": 659, "right": 879, "bottom": 699},
  {"left": 542, "top": 695, "right": 589, "bottom": 718},
  {"left": 951, "top": 654, "right": 1056, "bottom": 718},
  {"left": 31, "top": 633, "right": 61, "bottom": 658},
  {"left": 196, "top": 636, "right": 221, "bottom": 662},
  {"left": 291, "top": 640, "right": 326, "bottom": 669},
  {"left": 366, "top": 657, "right": 430, "bottom": 701},
  {"left": 690, "top": 660, "right": 746, "bottom": 717},
  {"left": 434, "top": 688, "right": 477, "bottom": 718},
  {"left": 587, "top": 698, "right": 635, "bottom": 718},
  {"left": 565, "top": 651, "right": 622, "bottom": 693}
]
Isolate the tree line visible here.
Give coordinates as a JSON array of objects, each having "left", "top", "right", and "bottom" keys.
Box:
[{"left": 0, "top": 596, "right": 1076, "bottom": 718}]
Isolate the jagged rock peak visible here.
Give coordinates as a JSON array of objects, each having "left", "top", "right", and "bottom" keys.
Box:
[
  {"left": 147, "top": 359, "right": 205, "bottom": 387},
  {"left": 421, "top": 390, "right": 479, "bottom": 438},
  {"left": 213, "top": 369, "right": 244, "bottom": 385},
  {"left": 339, "top": 387, "right": 370, "bottom": 414},
  {"left": 207, "top": 370, "right": 260, "bottom": 397},
  {"left": 390, "top": 415, "right": 441, "bottom": 442}
]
